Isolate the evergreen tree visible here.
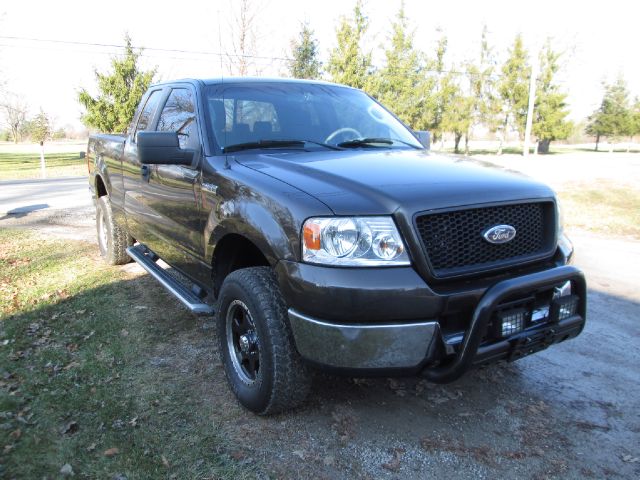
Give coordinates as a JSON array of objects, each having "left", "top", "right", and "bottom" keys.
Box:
[
  {"left": 31, "top": 109, "right": 51, "bottom": 144},
  {"left": 441, "top": 78, "right": 473, "bottom": 153},
  {"left": 532, "top": 43, "right": 573, "bottom": 154},
  {"left": 586, "top": 76, "right": 632, "bottom": 151},
  {"left": 466, "top": 26, "right": 501, "bottom": 152},
  {"left": 78, "top": 34, "right": 156, "bottom": 134},
  {"left": 497, "top": 34, "right": 530, "bottom": 154},
  {"left": 288, "top": 23, "right": 321, "bottom": 80},
  {"left": 370, "top": 3, "right": 434, "bottom": 130},
  {"left": 430, "top": 33, "right": 457, "bottom": 144},
  {"left": 327, "top": 0, "right": 372, "bottom": 89}
]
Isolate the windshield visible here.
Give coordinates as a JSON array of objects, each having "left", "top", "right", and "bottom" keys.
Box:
[{"left": 204, "top": 82, "right": 423, "bottom": 153}]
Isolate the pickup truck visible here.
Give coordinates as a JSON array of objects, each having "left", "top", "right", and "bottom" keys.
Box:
[{"left": 87, "top": 78, "right": 586, "bottom": 415}]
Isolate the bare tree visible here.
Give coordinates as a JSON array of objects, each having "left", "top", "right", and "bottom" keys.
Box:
[
  {"left": 225, "top": 0, "right": 262, "bottom": 76},
  {"left": 1, "top": 93, "right": 28, "bottom": 143}
]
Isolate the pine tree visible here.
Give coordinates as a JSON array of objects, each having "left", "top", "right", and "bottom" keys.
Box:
[
  {"left": 466, "top": 26, "right": 501, "bottom": 153},
  {"left": 327, "top": 0, "right": 372, "bottom": 89},
  {"left": 586, "top": 76, "right": 632, "bottom": 151},
  {"left": 441, "top": 79, "right": 473, "bottom": 153},
  {"left": 78, "top": 34, "right": 156, "bottom": 134},
  {"left": 31, "top": 110, "right": 51, "bottom": 144},
  {"left": 288, "top": 23, "right": 321, "bottom": 80},
  {"left": 532, "top": 43, "right": 573, "bottom": 154},
  {"left": 430, "top": 33, "right": 457, "bottom": 144},
  {"left": 370, "top": 3, "right": 434, "bottom": 130},
  {"left": 497, "top": 34, "right": 530, "bottom": 154}
]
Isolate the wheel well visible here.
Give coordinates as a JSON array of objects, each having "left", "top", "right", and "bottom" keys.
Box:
[
  {"left": 96, "top": 175, "right": 107, "bottom": 198},
  {"left": 212, "top": 234, "right": 270, "bottom": 297}
]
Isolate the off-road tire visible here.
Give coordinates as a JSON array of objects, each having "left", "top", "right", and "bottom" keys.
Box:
[
  {"left": 217, "top": 267, "right": 311, "bottom": 415},
  {"left": 96, "top": 196, "right": 132, "bottom": 265}
]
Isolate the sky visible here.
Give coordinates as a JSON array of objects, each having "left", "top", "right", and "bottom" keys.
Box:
[{"left": 1, "top": 0, "right": 638, "bottom": 130}]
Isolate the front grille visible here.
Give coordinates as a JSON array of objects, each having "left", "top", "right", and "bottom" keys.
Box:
[{"left": 415, "top": 202, "right": 556, "bottom": 278}]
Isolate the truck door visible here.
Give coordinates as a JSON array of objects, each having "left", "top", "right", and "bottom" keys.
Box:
[
  {"left": 122, "top": 87, "right": 165, "bottom": 243},
  {"left": 138, "top": 86, "right": 206, "bottom": 280}
]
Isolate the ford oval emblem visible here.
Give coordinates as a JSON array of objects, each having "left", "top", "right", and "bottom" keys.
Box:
[{"left": 483, "top": 225, "right": 517, "bottom": 244}]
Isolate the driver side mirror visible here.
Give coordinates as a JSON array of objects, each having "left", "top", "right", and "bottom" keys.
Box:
[{"left": 137, "top": 131, "right": 194, "bottom": 165}]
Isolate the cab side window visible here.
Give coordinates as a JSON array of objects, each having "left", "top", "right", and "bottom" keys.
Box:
[
  {"left": 157, "top": 88, "right": 199, "bottom": 149},
  {"left": 134, "top": 90, "right": 161, "bottom": 141}
]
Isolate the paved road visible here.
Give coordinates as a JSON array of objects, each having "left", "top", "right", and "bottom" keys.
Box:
[{"left": 0, "top": 176, "right": 91, "bottom": 215}]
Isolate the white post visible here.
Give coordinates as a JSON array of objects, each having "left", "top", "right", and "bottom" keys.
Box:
[
  {"left": 523, "top": 54, "right": 538, "bottom": 157},
  {"left": 40, "top": 141, "right": 46, "bottom": 178}
]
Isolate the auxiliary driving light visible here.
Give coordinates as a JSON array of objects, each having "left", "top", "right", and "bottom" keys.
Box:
[
  {"left": 550, "top": 295, "right": 579, "bottom": 322},
  {"left": 495, "top": 308, "right": 527, "bottom": 338}
]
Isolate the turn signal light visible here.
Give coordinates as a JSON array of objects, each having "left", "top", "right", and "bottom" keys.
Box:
[{"left": 303, "top": 222, "right": 321, "bottom": 250}]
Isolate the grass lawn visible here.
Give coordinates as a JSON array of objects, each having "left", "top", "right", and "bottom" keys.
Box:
[
  {"left": 558, "top": 181, "right": 640, "bottom": 239},
  {"left": 0, "top": 229, "right": 249, "bottom": 479},
  {"left": 0, "top": 152, "right": 87, "bottom": 180}
]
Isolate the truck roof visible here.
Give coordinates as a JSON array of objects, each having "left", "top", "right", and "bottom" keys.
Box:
[{"left": 149, "top": 77, "right": 352, "bottom": 89}]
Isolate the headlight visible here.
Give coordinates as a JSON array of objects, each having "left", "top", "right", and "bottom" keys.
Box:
[{"left": 302, "top": 216, "right": 410, "bottom": 266}]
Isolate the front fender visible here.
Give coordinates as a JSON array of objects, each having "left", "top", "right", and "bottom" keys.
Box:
[{"left": 204, "top": 197, "right": 297, "bottom": 265}]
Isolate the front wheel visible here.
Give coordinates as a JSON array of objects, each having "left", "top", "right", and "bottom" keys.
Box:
[
  {"left": 96, "top": 196, "right": 132, "bottom": 265},
  {"left": 216, "top": 267, "right": 311, "bottom": 414}
]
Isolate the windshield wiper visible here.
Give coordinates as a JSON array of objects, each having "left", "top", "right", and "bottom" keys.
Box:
[
  {"left": 223, "top": 139, "right": 341, "bottom": 153},
  {"left": 337, "top": 137, "right": 422, "bottom": 149},
  {"left": 223, "top": 140, "right": 304, "bottom": 153}
]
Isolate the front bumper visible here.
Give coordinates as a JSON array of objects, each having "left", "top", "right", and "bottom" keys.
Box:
[{"left": 286, "top": 265, "right": 586, "bottom": 381}]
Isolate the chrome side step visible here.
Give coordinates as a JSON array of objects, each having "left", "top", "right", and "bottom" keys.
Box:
[{"left": 126, "top": 244, "right": 214, "bottom": 315}]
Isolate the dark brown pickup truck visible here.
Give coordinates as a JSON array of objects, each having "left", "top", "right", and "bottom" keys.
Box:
[{"left": 88, "top": 78, "right": 586, "bottom": 414}]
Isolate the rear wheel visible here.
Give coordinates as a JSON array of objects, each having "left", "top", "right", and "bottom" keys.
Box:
[
  {"left": 96, "top": 196, "right": 132, "bottom": 265},
  {"left": 217, "top": 267, "right": 311, "bottom": 414}
]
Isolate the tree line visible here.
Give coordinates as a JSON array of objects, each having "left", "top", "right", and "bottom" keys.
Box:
[
  {"left": 5, "top": 0, "right": 634, "bottom": 154},
  {"left": 288, "top": 1, "right": 639, "bottom": 153}
]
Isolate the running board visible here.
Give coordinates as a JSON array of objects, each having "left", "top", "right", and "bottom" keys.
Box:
[{"left": 126, "top": 245, "right": 214, "bottom": 315}]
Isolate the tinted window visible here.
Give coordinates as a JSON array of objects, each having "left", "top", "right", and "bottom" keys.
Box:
[
  {"left": 134, "top": 90, "right": 161, "bottom": 141},
  {"left": 157, "top": 88, "right": 198, "bottom": 149}
]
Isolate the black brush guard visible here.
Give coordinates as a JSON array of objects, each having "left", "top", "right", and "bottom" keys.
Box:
[{"left": 421, "top": 265, "right": 587, "bottom": 383}]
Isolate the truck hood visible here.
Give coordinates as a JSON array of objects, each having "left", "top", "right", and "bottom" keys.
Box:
[{"left": 235, "top": 150, "right": 555, "bottom": 215}]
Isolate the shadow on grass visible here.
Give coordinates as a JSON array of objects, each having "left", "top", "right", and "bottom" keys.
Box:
[
  {"left": 0, "top": 274, "right": 250, "bottom": 479},
  {"left": 3, "top": 260, "right": 639, "bottom": 479}
]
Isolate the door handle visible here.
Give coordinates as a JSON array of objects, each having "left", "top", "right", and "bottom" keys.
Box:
[{"left": 141, "top": 164, "right": 150, "bottom": 181}]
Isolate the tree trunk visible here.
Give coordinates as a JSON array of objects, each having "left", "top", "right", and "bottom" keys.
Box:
[
  {"left": 464, "top": 133, "right": 470, "bottom": 156},
  {"left": 497, "top": 116, "right": 508, "bottom": 155},
  {"left": 454, "top": 133, "right": 462, "bottom": 154},
  {"left": 595, "top": 134, "right": 600, "bottom": 152},
  {"left": 538, "top": 139, "right": 551, "bottom": 154}
]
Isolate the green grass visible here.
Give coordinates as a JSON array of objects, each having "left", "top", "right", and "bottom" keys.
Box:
[
  {"left": 558, "top": 182, "right": 640, "bottom": 239},
  {"left": 0, "top": 152, "right": 87, "bottom": 180},
  {"left": 0, "top": 230, "right": 250, "bottom": 479}
]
